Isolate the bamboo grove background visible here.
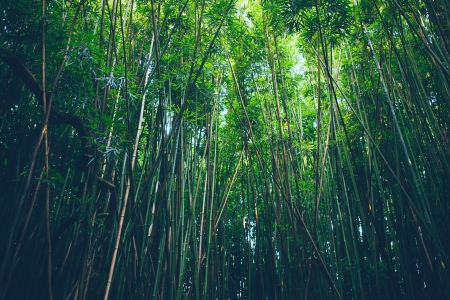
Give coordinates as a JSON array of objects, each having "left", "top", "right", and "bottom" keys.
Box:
[{"left": 1, "top": 0, "right": 449, "bottom": 299}]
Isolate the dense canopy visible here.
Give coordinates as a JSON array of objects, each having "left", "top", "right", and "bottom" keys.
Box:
[{"left": 1, "top": 0, "right": 450, "bottom": 299}]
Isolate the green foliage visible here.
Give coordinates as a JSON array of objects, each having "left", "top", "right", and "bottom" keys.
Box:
[{"left": 1, "top": 0, "right": 450, "bottom": 299}]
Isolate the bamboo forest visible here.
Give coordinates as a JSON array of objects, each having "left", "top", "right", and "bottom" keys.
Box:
[{"left": 1, "top": 0, "right": 450, "bottom": 299}]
